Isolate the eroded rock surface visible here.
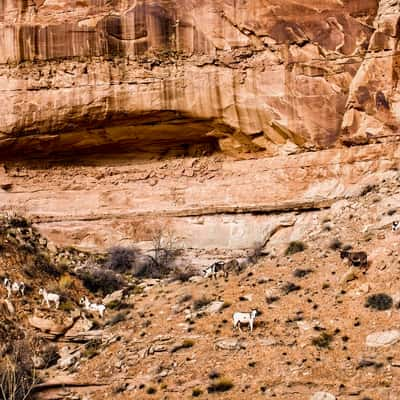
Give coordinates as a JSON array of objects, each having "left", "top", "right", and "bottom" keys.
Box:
[{"left": 1, "top": 0, "right": 397, "bottom": 158}]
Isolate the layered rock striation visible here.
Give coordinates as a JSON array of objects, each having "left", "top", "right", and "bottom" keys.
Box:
[
  {"left": 1, "top": 1, "right": 400, "bottom": 258},
  {"left": 1, "top": 0, "right": 396, "bottom": 158}
]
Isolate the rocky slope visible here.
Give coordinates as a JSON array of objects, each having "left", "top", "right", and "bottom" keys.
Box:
[{"left": 2, "top": 172, "right": 400, "bottom": 400}]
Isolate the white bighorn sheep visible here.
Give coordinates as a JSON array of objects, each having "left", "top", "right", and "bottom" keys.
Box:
[
  {"left": 392, "top": 221, "right": 400, "bottom": 232},
  {"left": 39, "top": 288, "right": 60, "bottom": 309},
  {"left": 203, "top": 261, "right": 227, "bottom": 279},
  {"left": 3, "top": 278, "right": 25, "bottom": 298},
  {"left": 79, "top": 296, "right": 106, "bottom": 318},
  {"left": 233, "top": 310, "right": 258, "bottom": 332}
]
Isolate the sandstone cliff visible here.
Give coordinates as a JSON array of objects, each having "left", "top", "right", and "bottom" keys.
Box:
[
  {"left": 0, "top": 0, "right": 395, "bottom": 158},
  {"left": 0, "top": 1, "right": 400, "bottom": 258}
]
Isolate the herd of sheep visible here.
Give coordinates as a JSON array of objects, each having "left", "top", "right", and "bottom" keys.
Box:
[{"left": 2, "top": 220, "right": 399, "bottom": 333}]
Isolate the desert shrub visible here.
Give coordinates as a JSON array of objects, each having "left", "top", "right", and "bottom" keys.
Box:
[
  {"left": 360, "top": 184, "right": 377, "bottom": 196},
  {"left": 357, "top": 359, "right": 383, "bottom": 369},
  {"left": 170, "top": 339, "right": 195, "bottom": 353},
  {"left": 82, "top": 339, "right": 102, "bottom": 359},
  {"left": 281, "top": 282, "right": 301, "bottom": 295},
  {"left": 246, "top": 242, "right": 264, "bottom": 265},
  {"left": 58, "top": 299, "right": 75, "bottom": 312},
  {"left": 106, "top": 311, "right": 129, "bottom": 327},
  {"left": 285, "top": 241, "right": 306, "bottom": 256},
  {"left": 8, "top": 216, "right": 30, "bottom": 229},
  {"left": 78, "top": 265, "right": 124, "bottom": 295},
  {"left": 105, "top": 246, "right": 138, "bottom": 273},
  {"left": 0, "top": 340, "right": 37, "bottom": 400},
  {"left": 208, "top": 371, "right": 220, "bottom": 380},
  {"left": 312, "top": 332, "right": 334, "bottom": 348},
  {"left": 178, "top": 294, "right": 192, "bottom": 303},
  {"left": 193, "top": 296, "right": 212, "bottom": 310},
  {"left": 131, "top": 254, "right": 166, "bottom": 279},
  {"left": 365, "top": 294, "right": 393, "bottom": 311},
  {"left": 293, "top": 269, "right": 312, "bottom": 278},
  {"left": 34, "top": 252, "right": 60, "bottom": 277},
  {"left": 146, "top": 386, "right": 157, "bottom": 395},
  {"left": 207, "top": 378, "right": 233, "bottom": 393},
  {"left": 171, "top": 268, "right": 196, "bottom": 282},
  {"left": 40, "top": 344, "right": 59, "bottom": 368},
  {"left": 266, "top": 295, "right": 280, "bottom": 304},
  {"left": 59, "top": 274, "right": 74, "bottom": 290},
  {"left": 192, "top": 388, "right": 203, "bottom": 397},
  {"left": 150, "top": 226, "right": 179, "bottom": 269},
  {"left": 329, "top": 238, "right": 342, "bottom": 251}
]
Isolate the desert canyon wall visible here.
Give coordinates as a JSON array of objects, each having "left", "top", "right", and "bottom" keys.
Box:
[{"left": 0, "top": 0, "right": 399, "bottom": 262}]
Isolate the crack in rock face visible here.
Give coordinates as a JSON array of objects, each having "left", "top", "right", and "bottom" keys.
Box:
[{"left": 1, "top": 0, "right": 397, "bottom": 159}]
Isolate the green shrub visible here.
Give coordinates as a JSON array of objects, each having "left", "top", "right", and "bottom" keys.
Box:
[{"left": 285, "top": 241, "right": 306, "bottom": 256}]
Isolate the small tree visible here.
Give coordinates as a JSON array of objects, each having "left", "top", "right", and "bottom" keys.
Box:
[{"left": 150, "top": 225, "right": 179, "bottom": 270}]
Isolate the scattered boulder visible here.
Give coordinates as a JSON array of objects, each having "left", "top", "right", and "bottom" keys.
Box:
[
  {"left": 64, "top": 317, "right": 94, "bottom": 338},
  {"left": 57, "top": 350, "right": 81, "bottom": 369},
  {"left": 215, "top": 338, "right": 245, "bottom": 351},
  {"left": 28, "top": 316, "right": 74, "bottom": 336},
  {"left": 32, "top": 355, "right": 46, "bottom": 369},
  {"left": 366, "top": 330, "right": 400, "bottom": 347},
  {"left": 311, "top": 393, "right": 336, "bottom": 400},
  {"left": 206, "top": 301, "right": 225, "bottom": 314},
  {"left": 103, "top": 289, "right": 124, "bottom": 307}
]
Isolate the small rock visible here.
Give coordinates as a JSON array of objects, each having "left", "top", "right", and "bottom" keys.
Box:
[
  {"left": 206, "top": 301, "right": 225, "bottom": 314},
  {"left": 340, "top": 268, "right": 359, "bottom": 285},
  {"left": 311, "top": 392, "right": 336, "bottom": 400},
  {"left": 188, "top": 276, "right": 203, "bottom": 283},
  {"left": 242, "top": 294, "right": 253, "bottom": 301},
  {"left": 258, "top": 338, "right": 277, "bottom": 346},
  {"left": 32, "top": 355, "right": 46, "bottom": 369},
  {"left": 366, "top": 330, "right": 400, "bottom": 347},
  {"left": 4, "top": 299, "right": 15, "bottom": 314},
  {"left": 103, "top": 289, "right": 124, "bottom": 307},
  {"left": 215, "top": 338, "right": 245, "bottom": 351},
  {"left": 57, "top": 351, "right": 81, "bottom": 369}
]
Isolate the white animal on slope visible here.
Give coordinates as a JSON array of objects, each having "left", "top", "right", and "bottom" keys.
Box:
[
  {"left": 3, "top": 278, "right": 25, "bottom": 298},
  {"left": 392, "top": 221, "right": 400, "bottom": 232},
  {"left": 79, "top": 296, "right": 106, "bottom": 318},
  {"left": 39, "top": 288, "right": 60, "bottom": 309},
  {"left": 203, "top": 261, "right": 227, "bottom": 279},
  {"left": 233, "top": 310, "right": 257, "bottom": 332}
]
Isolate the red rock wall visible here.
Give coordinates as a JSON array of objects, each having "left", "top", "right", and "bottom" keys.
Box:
[{"left": 2, "top": 0, "right": 397, "bottom": 159}]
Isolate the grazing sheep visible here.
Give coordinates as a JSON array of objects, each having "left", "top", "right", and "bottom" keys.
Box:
[
  {"left": 39, "top": 288, "right": 60, "bottom": 309},
  {"left": 233, "top": 310, "right": 257, "bottom": 332},
  {"left": 340, "top": 250, "right": 368, "bottom": 268},
  {"left": 79, "top": 296, "right": 106, "bottom": 318},
  {"left": 3, "top": 278, "right": 25, "bottom": 298},
  {"left": 392, "top": 221, "right": 400, "bottom": 232},
  {"left": 225, "top": 259, "right": 242, "bottom": 275},
  {"left": 203, "top": 261, "right": 227, "bottom": 279}
]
